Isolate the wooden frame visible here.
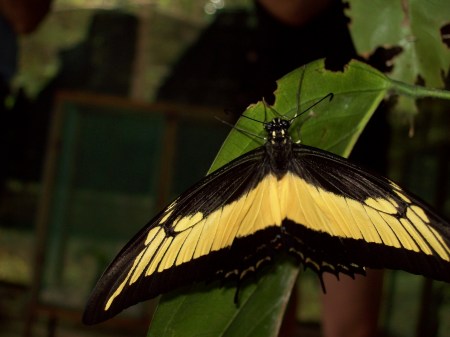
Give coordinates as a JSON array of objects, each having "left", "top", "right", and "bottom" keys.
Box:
[{"left": 24, "top": 91, "right": 228, "bottom": 336}]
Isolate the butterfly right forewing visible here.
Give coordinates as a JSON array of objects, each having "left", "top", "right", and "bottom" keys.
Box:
[{"left": 280, "top": 144, "right": 450, "bottom": 281}]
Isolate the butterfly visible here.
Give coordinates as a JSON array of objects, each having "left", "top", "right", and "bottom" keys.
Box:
[{"left": 82, "top": 90, "right": 450, "bottom": 325}]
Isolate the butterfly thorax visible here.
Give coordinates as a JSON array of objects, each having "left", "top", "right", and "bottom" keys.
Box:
[{"left": 264, "top": 117, "right": 293, "bottom": 178}]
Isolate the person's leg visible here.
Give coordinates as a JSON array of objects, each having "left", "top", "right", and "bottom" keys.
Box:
[{"left": 321, "top": 269, "right": 384, "bottom": 337}]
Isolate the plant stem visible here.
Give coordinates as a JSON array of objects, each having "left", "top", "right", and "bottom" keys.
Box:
[{"left": 390, "top": 79, "right": 450, "bottom": 100}]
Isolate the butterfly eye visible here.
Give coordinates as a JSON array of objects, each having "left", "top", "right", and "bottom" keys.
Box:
[{"left": 281, "top": 120, "right": 290, "bottom": 128}]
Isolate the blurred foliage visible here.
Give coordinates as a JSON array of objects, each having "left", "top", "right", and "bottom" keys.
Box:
[
  {"left": 16, "top": 0, "right": 252, "bottom": 98},
  {"left": 346, "top": 0, "right": 450, "bottom": 87},
  {"left": 345, "top": 0, "right": 450, "bottom": 116}
]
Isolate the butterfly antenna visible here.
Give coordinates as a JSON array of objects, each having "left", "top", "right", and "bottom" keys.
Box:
[
  {"left": 214, "top": 116, "right": 266, "bottom": 141},
  {"left": 240, "top": 113, "right": 266, "bottom": 125},
  {"left": 289, "top": 92, "right": 334, "bottom": 123},
  {"left": 293, "top": 65, "right": 307, "bottom": 119},
  {"left": 259, "top": 67, "right": 333, "bottom": 125},
  {"left": 262, "top": 98, "right": 284, "bottom": 119}
]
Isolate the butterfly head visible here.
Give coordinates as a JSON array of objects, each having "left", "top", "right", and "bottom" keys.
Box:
[{"left": 265, "top": 117, "right": 292, "bottom": 145}]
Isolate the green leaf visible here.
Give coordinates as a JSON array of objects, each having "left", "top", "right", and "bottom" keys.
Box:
[
  {"left": 211, "top": 59, "right": 390, "bottom": 170},
  {"left": 345, "top": 0, "right": 450, "bottom": 88},
  {"left": 148, "top": 259, "right": 299, "bottom": 337},
  {"left": 147, "top": 59, "right": 390, "bottom": 337}
]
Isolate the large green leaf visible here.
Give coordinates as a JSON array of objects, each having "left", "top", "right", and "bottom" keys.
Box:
[
  {"left": 345, "top": 0, "right": 450, "bottom": 88},
  {"left": 147, "top": 59, "right": 391, "bottom": 337}
]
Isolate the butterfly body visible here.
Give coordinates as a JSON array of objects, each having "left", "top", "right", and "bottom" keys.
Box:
[
  {"left": 83, "top": 114, "right": 450, "bottom": 325},
  {"left": 264, "top": 117, "right": 295, "bottom": 177}
]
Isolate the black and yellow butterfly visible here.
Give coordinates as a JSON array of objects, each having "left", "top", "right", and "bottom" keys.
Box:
[{"left": 83, "top": 92, "right": 450, "bottom": 325}]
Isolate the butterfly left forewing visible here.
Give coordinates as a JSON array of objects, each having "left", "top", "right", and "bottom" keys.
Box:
[
  {"left": 83, "top": 147, "right": 288, "bottom": 324},
  {"left": 282, "top": 144, "right": 450, "bottom": 281}
]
